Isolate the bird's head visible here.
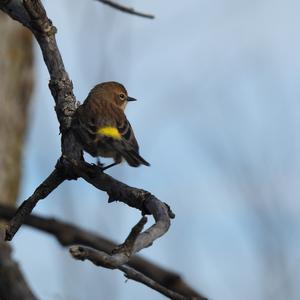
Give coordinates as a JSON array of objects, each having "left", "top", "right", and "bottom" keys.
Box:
[{"left": 89, "top": 81, "right": 136, "bottom": 110}]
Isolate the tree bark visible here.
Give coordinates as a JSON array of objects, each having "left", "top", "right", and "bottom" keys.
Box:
[
  {"left": 0, "top": 11, "right": 36, "bottom": 300},
  {"left": 0, "top": 12, "right": 33, "bottom": 205}
]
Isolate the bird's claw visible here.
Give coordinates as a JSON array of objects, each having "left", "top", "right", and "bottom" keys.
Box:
[{"left": 96, "top": 158, "right": 104, "bottom": 167}]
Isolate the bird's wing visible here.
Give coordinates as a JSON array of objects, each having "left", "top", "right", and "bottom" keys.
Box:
[
  {"left": 74, "top": 103, "right": 150, "bottom": 167},
  {"left": 116, "top": 115, "right": 139, "bottom": 152},
  {"left": 96, "top": 107, "right": 150, "bottom": 167}
]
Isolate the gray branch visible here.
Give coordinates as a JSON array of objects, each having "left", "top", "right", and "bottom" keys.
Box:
[
  {"left": 0, "top": 0, "right": 180, "bottom": 298},
  {"left": 0, "top": 204, "right": 207, "bottom": 299},
  {"left": 1, "top": 0, "right": 172, "bottom": 261},
  {"left": 0, "top": 241, "right": 37, "bottom": 300},
  {"left": 70, "top": 245, "right": 189, "bottom": 300}
]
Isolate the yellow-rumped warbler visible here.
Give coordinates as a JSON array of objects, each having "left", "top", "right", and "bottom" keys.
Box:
[{"left": 72, "top": 81, "right": 150, "bottom": 170}]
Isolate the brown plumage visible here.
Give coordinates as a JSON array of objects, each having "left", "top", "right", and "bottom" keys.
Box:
[{"left": 72, "top": 81, "right": 150, "bottom": 170}]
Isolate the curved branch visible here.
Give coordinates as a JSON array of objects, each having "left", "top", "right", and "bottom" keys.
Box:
[
  {"left": 1, "top": 0, "right": 173, "bottom": 270},
  {"left": 0, "top": 204, "right": 206, "bottom": 299},
  {"left": 68, "top": 159, "right": 173, "bottom": 265},
  {"left": 69, "top": 216, "right": 186, "bottom": 299}
]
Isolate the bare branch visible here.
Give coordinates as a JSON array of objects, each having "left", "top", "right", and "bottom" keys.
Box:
[
  {"left": 5, "top": 168, "right": 65, "bottom": 240},
  {"left": 69, "top": 159, "right": 175, "bottom": 217},
  {"left": 0, "top": 1, "right": 181, "bottom": 298},
  {"left": 70, "top": 246, "right": 189, "bottom": 300},
  {"left": 69, "top": 215, "right": 163, "bottom": 270},
  {"left": 112, "top": 216, "right": 147, "bottom": 256},
  {"left": 119, "top": 265, "right": 189, "bottom": 300},
  {"left": 0, "top": 242, "right": 37, "bottom": 300},
  {"left": 0, "top": 0, "right": 32, "bottom": 28},
  {"left": 96, "top": 0, "right": 154, "bottom": 19},
  {"left": 0, "top": 204, "right": 206, "bottom": 299},
  {"left": 67, "top": 159, "right": 173, "bottom": 266}
]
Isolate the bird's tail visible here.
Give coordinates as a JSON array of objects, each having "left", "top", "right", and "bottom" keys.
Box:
[{"left": 121, "top": 150, "right": 150, "bottom": 167}]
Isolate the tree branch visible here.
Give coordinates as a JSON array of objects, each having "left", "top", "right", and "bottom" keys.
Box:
[
  {"left": 0, "top": 204, "right": 207, "bottom": 299},
  {"left": 0, "top": 0, "right": 183, "bottom": 298},
  {"left": 70, "top": 246, "right": 188, "bottom": 300},
  {"left": 96, "top": 0, "right": 154, "bottom": 19},
  {"left": 67, "top": 159, "right": 173, "bottom": 266},
  {"left": 5, "top": 168, "right": 65, "bottom": 240},
  {"left": 118, "top": 265, "right": 186, "bottom": 300},
  {"left": 112, "top": 216, "right": 147, "bottom": 256},
  {"left": 0, "top": 241, "right": 37, "bottom": 300},
  {"left": 1, "top": 0, "right": 173, "bottom": 257}
]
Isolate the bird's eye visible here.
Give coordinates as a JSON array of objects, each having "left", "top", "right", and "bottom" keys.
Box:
[{"left": 119, "top": 93, "right": 126, "bottom": 100}]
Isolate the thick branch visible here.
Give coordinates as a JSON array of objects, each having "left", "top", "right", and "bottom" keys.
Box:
[
  {"left": 0, "top": 0, "right": 81, "bottom": 239},
  {"left": 71, "top": 160, "right": 175, "bottom": 217},
  {"left": 0, "top": 242, "right": 37, "bottom": 300},
  {"left": 96, "top": 0, "right": 154, "bottom": 19},
  {"left": 0, "top": 0, "right": 32, "bottom": 28},
  {"left": 0, "top": 1, "right": 179, "bottom": 298},
  {"left": 69, "top": 160, "right": 172, "bottom": 265}
]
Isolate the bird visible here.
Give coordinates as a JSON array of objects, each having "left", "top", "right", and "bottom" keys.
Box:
[{"left": 72, "top": 81, "right": 150, "bottom": 171}]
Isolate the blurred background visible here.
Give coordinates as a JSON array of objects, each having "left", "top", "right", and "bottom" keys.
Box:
[{"left": 6, "top": 0, "right": 300, "bottom": 299}]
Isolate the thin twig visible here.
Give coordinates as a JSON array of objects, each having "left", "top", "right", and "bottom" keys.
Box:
[
  {"left": 112, "top": 216, "right": 147, "bottom": 256},
  {"left": 96, "top": 0, "right": 154, "bottom": 19},
  {"left": 70, "top": 246, "right": 188, "bottom": 300},
  {"left": 5, "top": 169, "right": 65, "bottom": 241},
  {"left": 119, "top": 265, "right": 188, "bottom": 300}
]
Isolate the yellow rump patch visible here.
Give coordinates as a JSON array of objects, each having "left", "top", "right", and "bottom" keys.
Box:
[{"left": 97, "top": 127, "right": 121, "bottom": 139}]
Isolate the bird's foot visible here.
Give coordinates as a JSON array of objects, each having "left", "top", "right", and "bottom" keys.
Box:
[
  {"left": 101, "top": 162, "right": 120, "bottom": 171},
  {"left": 96, "top": 158, "right": 104, "bottom": 168},
  {"left": 93, "top": 159, "right": 120, "bottom": 172}
]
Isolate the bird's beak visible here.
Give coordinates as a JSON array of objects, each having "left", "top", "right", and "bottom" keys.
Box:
[{"left": 127, "top": 97, "right": 137, "bottom": 102}]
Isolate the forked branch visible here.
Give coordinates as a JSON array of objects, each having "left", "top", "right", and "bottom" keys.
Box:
[
  {"left": 0, "top": 204, "right": 206, "bottom": 299},
  {"left": 1, "top": 0, "right": 173, "bottom": 286},
  {"left": 0, "top": 1, "right": 205, "bottom": 299}
]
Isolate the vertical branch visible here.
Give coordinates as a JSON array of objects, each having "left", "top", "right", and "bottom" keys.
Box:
[{"left": 0, "top": 242, "right": 37, "bottom": 300}]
